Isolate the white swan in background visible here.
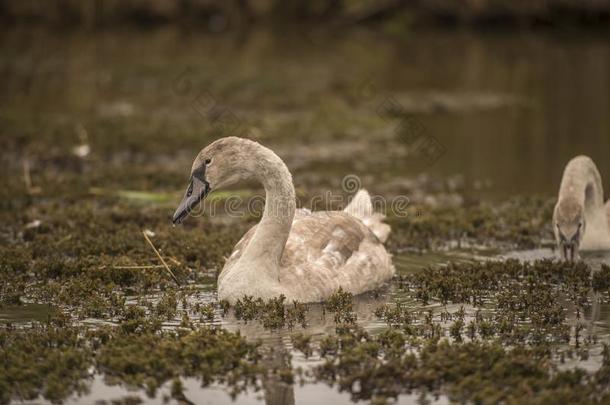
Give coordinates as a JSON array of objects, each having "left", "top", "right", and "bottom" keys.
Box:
[
  {"left": 553, "top": 155, "right": 610, "bottom": 261},
  {"left": 172, "top": 137, "right": 394, "bottom": 303}
]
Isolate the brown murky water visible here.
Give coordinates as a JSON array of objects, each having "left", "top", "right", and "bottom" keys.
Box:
[
  {"left": 2, "top": 28, "right": 610, "bottom": 197},
  {"left": 2, "top": 27, "right": 610, "bottom": 404}
]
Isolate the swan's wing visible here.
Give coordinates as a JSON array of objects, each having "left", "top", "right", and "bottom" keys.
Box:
[
  {"left": 280, "top": 211, "right": 394, "bottom": 300},
  {"left": 280, "top": 211, "right": 374, "bottom": 267},
  {"left": 220, "top": 210, "right": 393, "bottom": 301}
]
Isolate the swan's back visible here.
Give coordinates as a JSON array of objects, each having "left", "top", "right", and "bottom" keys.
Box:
[{"left": 220, "top": 191, "right": 394, "bottom": 303}]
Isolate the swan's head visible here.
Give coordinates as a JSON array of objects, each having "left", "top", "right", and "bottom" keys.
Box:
[
  {"left": 172, "top": 137, "right": 258, "bottom": 224},
  {"left": 553, "top": 197, "right": 584, "bottom": 261}
]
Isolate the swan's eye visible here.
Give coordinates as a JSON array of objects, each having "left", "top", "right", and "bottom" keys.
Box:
[
  {"left": 205, "top": 158, "right": 212, "bottom": 166},
  {"left": 578, "top": 222, "right": 582, "bottom": 229}
]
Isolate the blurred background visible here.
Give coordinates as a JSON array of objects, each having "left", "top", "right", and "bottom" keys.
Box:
[{"left": 1, "top": 0, "right": 610, "bottom": 202}]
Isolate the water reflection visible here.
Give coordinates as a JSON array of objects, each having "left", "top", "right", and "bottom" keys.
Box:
[
  {"left": 0, "top": 303, "right": 53, "bottom": 323},
  {"left": 262, "top": 337, "right": 294, "bottom": 405},
  {"left": 2, "top": 29, "right": 610, "bottom": 198}
]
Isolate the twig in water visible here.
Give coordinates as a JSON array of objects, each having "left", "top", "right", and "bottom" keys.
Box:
[
  {"left": 142, "top": 231, "right": 180, "bottom": 286},
  {"left": 99, "top": 264, "right": 167, "bottom": 270}
]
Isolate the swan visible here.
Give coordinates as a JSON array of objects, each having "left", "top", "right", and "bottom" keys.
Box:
[
  {"left": 172, "top": 137, "right": 394, "bottom": 303},
  {"left": 553, "top": 155, "right": 610, "bottom": 261}
]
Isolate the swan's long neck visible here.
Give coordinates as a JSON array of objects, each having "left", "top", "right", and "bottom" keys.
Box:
[
  {"left": 238, "top": 145, "right": 296, "bottom": 281},
  {"left": 558, "top": 157, "right": 605, "bottom": 219}
]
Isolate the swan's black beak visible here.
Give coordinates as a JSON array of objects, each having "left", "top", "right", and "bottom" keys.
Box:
[
  {"left": 557, "top": 226, "right": 581, "bottom": 262},
  {"left": 560, "top": 241, "right": 579, "bottom": 262},
  {"left": 172, "top": 177, "right": 210, "bottom": 225}
]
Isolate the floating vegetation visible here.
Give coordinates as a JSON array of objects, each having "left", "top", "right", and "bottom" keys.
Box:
[
  {"left": 313, "top": 324, "right": 610, "bottom": 403},
  {"left": 593, "top": 264, "right": 610, "bottom": 294},
  {"left": 88, "top": 188, "right": 176, "bottom": 204},
  {"left": 0, "top": 198, "right": 252, "bottom": 321},
  {"left": 324, "top": 288, "right": 357, "bottom": 324},
  {"left": 89, "top": 187, "right": 254, "bottom": 205},
  {"left": 0, "top": 314, "right": 264, "bottom": 404},
  {"left": 0, "top": 193, "right": 607, "bottom": 404},
  {"left": 232, "top": 295, "right": 308, "bottom": 329},
  {"left": 2, "top": 257, "right": 610, "bottom": 404},
  {"left": 96, "top": 320, "right": 262, "bottom": 398},
  {"left": 388, "top": 196, "right": 555, "bottom": 251},
  {"left": 395, "top": 259, "right": 591, "bottom": 345},
  {"left": 0, "top": 319, "right": 93, "bottom": 404},
  {"left": 154, "top": 290, "right": 178, "bottom": 320}
]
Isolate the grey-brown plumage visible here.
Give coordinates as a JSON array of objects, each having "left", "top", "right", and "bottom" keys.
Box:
[
  {"left": 173, "top": 137, "right": 394, "bottom": 303},
  {"left": 553, "top": 155, "right": 610, "bottom": 261},
  {"left": 220, "top": 206, "right": 392, "bottom": 303}
]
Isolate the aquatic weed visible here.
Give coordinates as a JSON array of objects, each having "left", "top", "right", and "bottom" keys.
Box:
[
  {"left": 592, "top": 264, "right": 610, "bottom": 293},
  {"left": 324, "top": 288, "right": 357, "bottom": 324},
  {"left": 0, "top": 320, "right": 93, "bottom": 404},
  {"left": 312, "top": 325, "right": 610, "bottom": 403},
  {"left": 387, "top": 196, "right": 555, "bottom": 251},
  {"left": 96, "top": 322, "right": 263, "bottom": 398},
  {"left": 232, "top": 295, "right": 309, "bottom": 329}
]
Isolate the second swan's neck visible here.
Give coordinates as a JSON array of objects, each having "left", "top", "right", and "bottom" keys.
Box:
[
  {"left": 238, "top": 144, "right": 296, "bottom": 280},
  {"left": 558, "top": 156, "right": 605, "bottom": 215}
]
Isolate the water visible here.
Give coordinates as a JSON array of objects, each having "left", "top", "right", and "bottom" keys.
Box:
[
  {"left": 0, "top": 303, "right": 53, "bottom": 323},
  {"left": 3, "top": 26, "right": 610, "bottom": 404},
  {"left": 2, "top": 29, "right": 610, "bottom": 197}
]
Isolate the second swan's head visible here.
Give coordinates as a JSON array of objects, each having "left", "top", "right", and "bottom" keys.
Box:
[
  {"left": 172, "top": 137, "right": 259, "bottom": 224},
  {"left": 553, "top": 196, "right": 584, "bottom": 261}
]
